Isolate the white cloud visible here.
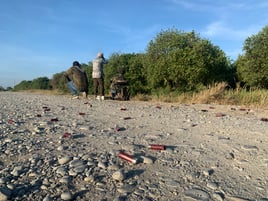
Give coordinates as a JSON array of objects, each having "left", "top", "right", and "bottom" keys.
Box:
[
  {"left": 98, "top": 22, "right": 163, "bottom": 52},
  {"left": 166, "top": 0, "right": 233, "bottom": 11},
  {"left": 166, "top": 0, "right": 268, "bottom": 15},
  {"left": 201, "top": 20, "right": 263, "bottom": 41}
]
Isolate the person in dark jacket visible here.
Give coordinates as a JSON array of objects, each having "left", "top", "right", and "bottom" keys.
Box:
[{"left": 64, "top": 61, "right": 89, "bottom": 99}]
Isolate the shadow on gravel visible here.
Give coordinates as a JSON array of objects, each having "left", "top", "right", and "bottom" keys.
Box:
[
  {"left": 73, "top": 189, "right": 90, "bottom": 200},
  {"left": 72, "top": 134, "right": 86, "bottom": 139},
  {"left": 126, "top": 169, "right": 145, "bottom": 179},
  {"left": 165, "top": 145, "right": 177, "bottom": 150}
]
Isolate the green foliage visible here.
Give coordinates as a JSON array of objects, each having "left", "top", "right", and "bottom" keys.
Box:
[
  {"left": 145, "top": 28, "right": 232, "bottom": 93},
  {"left": 126, "top": 54, "right": 148, "bottom": 95},
  {"left": 6, "top": 87, "right": 13, "bottom": 91},
  {"left": 14, "top": 77, "right": 50, "bottom": 91},
  {"left": 103, "top": 52, "right": 126, "bottom": 91},
  {"left": 31, "top": 77, "right": 51, "bottom": 89},
  {"left": 103, "top": 53, "right": 148, "bottom": 97},
  {"left": 14, "top": 80, "right": 32, "bottom": 91},
  {"left": 13, "top": 26, "right": 268, "bottom": 96},
  {"left": 50, "top": 72, "right": 68, "bottom": 92},
  {"left": 145, "top": 29, "right": 196, "bottom": 91},
  {"left": 236, "top": 26, "right": 268, "bottom": 89}
]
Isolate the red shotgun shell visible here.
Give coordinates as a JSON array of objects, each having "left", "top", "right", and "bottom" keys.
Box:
[
  {"left": 149, "top": 144, "right": 166, "bottom": 150},
  {"left": 260, "top": 117, "right": 268, "bottom": 122},
  {"left": 51, "top": 118, "right": 58, "bottom": 122},
  {"left": 215, "top": 113, "right": 225, "bottom": 117},
  {"left": 63, "top": 132, "right": 71, "bottom": 138},
  {"left": 118, "top": 151, "right": 137, "bottom": 164}
]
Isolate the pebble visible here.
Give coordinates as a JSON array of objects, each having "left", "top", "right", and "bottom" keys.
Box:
[
  {"left": 61, "top": 191, "right": 73, "bottom": 200},
  {"left": 206, "top": 181, "right": 218, "bottom": 190},
  {"left": 84, "top": 175, "right": 94, "bottom": 183},
  {"left": 226, "top": 196, "right": 252, "bottom": 201},
  {"left": 212, "top": 193, "right": 224, "bottom": 201},
  {"left": 184, "top": 188, "right": 210, "bottom": 201},
  {"left": 43, "top": 195, "right": 53, "bottom": 201},
  {"left": 112, "top": 170, "right": 125, "bottom": 181},
  {"left": 0, "top": 187, "right": 12, "bottom": 200},
  {"left": 56, "top": 166, "right": 68, "bottom": 176},
  {"left": 69, "top": 159, "right": 84, "bottom": 168},
  {"left": 165, "top": 180, "right": 180, "bottom": 187},
  {"left": 59, "top": 176, "right": 72, "bottom": 184},
  {"left": 117, "top": 184, "right": 135, "bottom": 194},
  {"left": 140, "top": 156, "right": 154, "bottom": 164},
  {"left": 58, "top": 156, "right": 73, "bottom": 165},
  {"left": 0, "top": 178, "right": 6, "bottom": 184}
]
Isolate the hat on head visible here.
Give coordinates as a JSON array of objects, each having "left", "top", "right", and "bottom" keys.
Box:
[
  {"left": 73, "top": 61, "right": 80, "bottom": 67},
  {"left": 97, "top": 52, "right": 103, "bottom": 58}
]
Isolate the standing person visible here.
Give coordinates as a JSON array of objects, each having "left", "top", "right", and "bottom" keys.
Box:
[
  {"left": 92, "top": 52, "right": 108, "bottom": 100},
  {"left": 64, "top": 61, "right": 89, "bottom": 99}
]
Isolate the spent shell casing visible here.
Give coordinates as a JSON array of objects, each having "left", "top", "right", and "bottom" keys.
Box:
[
  {"left": 118, "top": 151, "right": 137, "bottom": 164},
  {"left": 149, "top": 144, "right": 166, "bottom": 150}
]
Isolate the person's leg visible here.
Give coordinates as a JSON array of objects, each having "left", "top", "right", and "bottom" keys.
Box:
[
  {"left": 99, "top": 78, "right": 104, "bottom": 96},
  {"left": 67, "top": 81, "right": 78, "bottom": 96},
  {"left": 93, "top": 78, "right": 99, "bottom": 97},
  {"left": 82, "top": 92, "right": 87, "bottom": 99},
  {"left": 110, "top": 83, "right": 116, "bottom": 99}
]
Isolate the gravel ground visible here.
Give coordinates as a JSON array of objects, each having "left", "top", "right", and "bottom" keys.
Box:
[{"left": 0, "top": 92, "right": 267, "bottom": 201}]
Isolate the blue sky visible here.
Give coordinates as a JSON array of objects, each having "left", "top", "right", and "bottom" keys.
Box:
[{"left": 1, "top": 0, "right": 268, "bottom": 88}]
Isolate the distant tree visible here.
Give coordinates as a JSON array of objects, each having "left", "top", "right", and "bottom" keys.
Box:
[
  {"left": 236, "top": 26, "right": 268, "bottom": 88},
  {"left": 6, "top": 87, "right": 13, "bottom": 91},
  {"left": 50, "top": 72, "right": 68, "bottom": 92},
  {"left": 103, "top": 53, "right": 147, "bottom": 97},
  {"left": 0, "top": 86, "right": 5, "bottom": 91},
  {"left": 13, "top": 77, "right": 50, "bottom": 91},
  {"left": 14, "top": 80, "right": 32, "bottom": 91},
  {"left": 145, "top": 29, "right": 232, "bottom": 93},
  {"left": 31, "top": 77, "right": 50, "bottom": 89},
  {"left": 126, "top": 53, "right": 148, "bottom": 95},
  {"left": 104, "top": 53, "right": 131, "bottom": 89}
]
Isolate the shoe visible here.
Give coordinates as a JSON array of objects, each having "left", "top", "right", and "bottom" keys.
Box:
[
  {"left": 72, "top": 95, "right": 79, "bottom": 99},
  {"left": 96, "top": 96, "right": 100, "bottom": 100},
  {"left": 82, "top": 92, "right": 87, "bottom": 99},
  {"left": 101, "top": 96, "right": 105, "bottom": 100}
]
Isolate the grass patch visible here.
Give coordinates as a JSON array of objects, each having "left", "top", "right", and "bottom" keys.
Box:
[
  {"left": 132, "top": 82, "right": 268, "bottom": 108},
  {"left": 15, "top": 89, "right": 65, "bottom": 95},
  {"left": 11, "top": 83, "right": 268, "bottom": 109}
]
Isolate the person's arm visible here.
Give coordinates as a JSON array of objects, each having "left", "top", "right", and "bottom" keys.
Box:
[
  {"left": 64, "top": 67, "right": 73, "bottom": 81},
  {"left": 102, "top": 57, "right": 108, "bottom": 64},
  {"left": 64, "top": 74, "right": 71, "bottom": 82}
]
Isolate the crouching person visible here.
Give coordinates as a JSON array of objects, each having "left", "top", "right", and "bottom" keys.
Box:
[
  {"left": 64, "top": 61, "right": 89, "bottom": 99},
  {"left": 110, "top": 68, "right": 129, "bottom": 100}
]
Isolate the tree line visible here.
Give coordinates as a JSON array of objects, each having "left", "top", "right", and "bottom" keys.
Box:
[{"left": 9, "top": 27, "right": 268, "bottom": 96}]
